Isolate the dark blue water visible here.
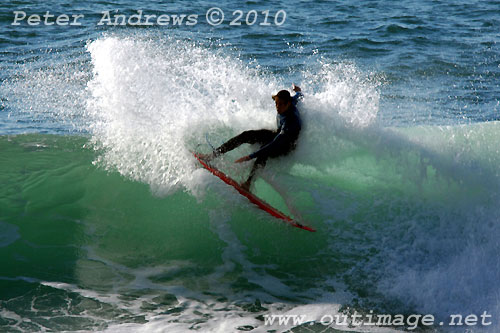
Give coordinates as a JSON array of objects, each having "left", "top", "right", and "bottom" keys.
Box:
[{"left": 2, "top": 0, "right": 499, "bottom": 131}]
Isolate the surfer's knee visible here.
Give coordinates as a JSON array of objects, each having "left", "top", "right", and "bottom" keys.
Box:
[
  {"left": 241, "top": 130, "right": 256, "bottom": 136},
  {"left": 238, "top": 130, "right": 258, "bottom": 142}
]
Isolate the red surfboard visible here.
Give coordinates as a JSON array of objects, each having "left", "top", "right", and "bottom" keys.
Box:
[{"left": 194, "top": 153, "right": 315, "bottom": 232}]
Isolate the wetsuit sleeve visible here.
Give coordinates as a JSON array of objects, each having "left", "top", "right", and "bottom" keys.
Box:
[
  {"left": 248, "top": 131, "right": 288, "bottom": 159},
  {"left": 248, "top": 116, "right": 300, "bottom": 159},
  {"left": 292, "top": 91, "right": 303, "bottom": 106}
]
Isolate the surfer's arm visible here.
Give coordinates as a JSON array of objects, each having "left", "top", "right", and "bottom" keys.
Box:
[
  {"left": 235, "top": 155, "right": 251, "bottom": 163},
  {"left": 247, "top": 112, "right": 301, "bottom": 160},
  {"left": 292, "top": 84, "right": 303, "bottom": 106},
  {"left": 234, "top": 132, "right": 286, "bottom": 162},
  {"left": 236, "top": 86, "right": 302, "bottom": 163},
  {"left": 247, "top": 131, "right": 288, "bottom": 160}
]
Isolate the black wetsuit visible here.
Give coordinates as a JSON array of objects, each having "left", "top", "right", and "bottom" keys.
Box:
[{"left": 215, "top": 92, "right": 303, "bottom": 183}]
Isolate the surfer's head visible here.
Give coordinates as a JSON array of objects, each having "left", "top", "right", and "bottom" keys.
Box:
[{"left": 272, "top": 90, "right": 292, "bottom": 114}]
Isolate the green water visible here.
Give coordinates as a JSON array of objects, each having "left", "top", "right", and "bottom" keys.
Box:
[
  {"left": 0, "top": 134, "right": 331, "bottom": 331},
  {"left": 1, "top": 128, "right": 498, "bottom": 331}
]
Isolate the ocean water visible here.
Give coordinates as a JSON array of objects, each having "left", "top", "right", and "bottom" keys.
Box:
[{"left": 1, "top": 0, "right": 499, "bottom": 332}]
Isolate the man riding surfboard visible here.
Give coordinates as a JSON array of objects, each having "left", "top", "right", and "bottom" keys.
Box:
[{"left": 200, "top": 84, "right": 303, "bottom": 192}]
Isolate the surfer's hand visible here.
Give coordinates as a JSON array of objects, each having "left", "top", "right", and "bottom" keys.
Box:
[{"left": 235, "top": 155, "right": 251, "bottom": 163}]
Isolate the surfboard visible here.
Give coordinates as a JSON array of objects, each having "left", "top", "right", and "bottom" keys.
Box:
[{"left": 193, "top": 153, "right": 316, "bottom": 232}]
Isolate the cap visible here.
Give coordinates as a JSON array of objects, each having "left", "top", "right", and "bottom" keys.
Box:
[{"left": 272, "top": 90, "right": 292, "bottom": 102}]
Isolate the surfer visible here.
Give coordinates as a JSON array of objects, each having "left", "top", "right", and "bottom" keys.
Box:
[{"left": 200, "top": 84, "right": 303, "bottom": 191}]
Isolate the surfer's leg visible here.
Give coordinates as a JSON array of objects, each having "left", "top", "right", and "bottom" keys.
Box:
[
  {"left": 241, "top": 155, "right": 267, "bottom": 191},
  {"left": 215, "top": 130, "right": 275, "bottom": 155}
]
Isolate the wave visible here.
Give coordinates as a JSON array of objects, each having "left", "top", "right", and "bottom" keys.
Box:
[
  {"left": 1, "top": 32, "right": 499, "bottom": 331},
  {"left": 1, "top": 117, "right": 500, "bottom": 331}
]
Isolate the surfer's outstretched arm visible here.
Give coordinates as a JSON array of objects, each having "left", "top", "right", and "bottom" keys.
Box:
[
  {"left": 234, "top": 131, "right": 287, "bottom": 163},
  {"left": 235, "top": 155, "right": 251, "bottom": 163}
]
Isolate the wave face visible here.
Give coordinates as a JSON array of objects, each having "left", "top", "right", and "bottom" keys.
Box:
[{"left": 1, "top": 41, "right": 500, "bottom": 329}]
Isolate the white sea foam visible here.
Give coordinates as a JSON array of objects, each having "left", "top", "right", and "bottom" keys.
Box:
[{"left": 85, "top": 33, "right": 381, "bottom": 197}]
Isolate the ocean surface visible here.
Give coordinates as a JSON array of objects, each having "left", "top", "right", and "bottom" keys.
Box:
[{"left": 1, "top": 0, "right": 499, "bottom": 332}]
